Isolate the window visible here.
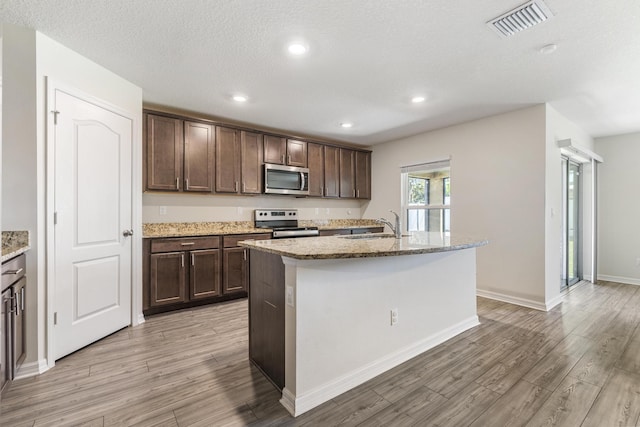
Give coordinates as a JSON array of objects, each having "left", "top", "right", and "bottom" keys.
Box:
[{"left": 402, "top": 160, "right": 450, "bottom": 235}]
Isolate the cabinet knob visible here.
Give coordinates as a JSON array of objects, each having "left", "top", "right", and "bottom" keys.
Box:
[{"left": 123, "top": 229, "right": 134, "bottom": 237}]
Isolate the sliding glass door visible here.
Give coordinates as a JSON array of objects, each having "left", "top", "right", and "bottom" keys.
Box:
[{"left": 562, "top": 158, "right": 581, "bottom": 288}]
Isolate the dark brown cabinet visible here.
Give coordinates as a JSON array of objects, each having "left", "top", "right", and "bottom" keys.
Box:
[
  {"left": 222, "top": 234, "right": 271, "bottom": 294},
  {"left": 146, "top": 114, "right": 183, "bottom": 191},
  {"left": 307, "top": 142, "right": 324, "bottom": 197},
  {"left": 323, "top": 146, "right": 340, "bottom": 198},
  {"left": 147, "top": 237, "right": 221, "bottom": 309},
  {"left": 184, "top": 121, "right": 214, "bottom": 192},
  {"left": 240, "top": 131, "right": 263, "bottom": 194},
  {"left": 263, "top": 135, "right": 307, "bottom": 167},
  {"left": 286, "top": 139, "right": 307, "bottom": 167},
  {"left": 355, "top": 151, "right": 371, "bottom": 199},
  {"left": 144, "top": 233, "right": 270, "bottom": 315},
  {"left": 2, "top": 254, "right": 27, "bottom": 395},
  {"left": 339, "top": 148, "right": 356, "bottom": 198},
  {"left": 215, "top": 126, "right": 241, "bottom": 193}
]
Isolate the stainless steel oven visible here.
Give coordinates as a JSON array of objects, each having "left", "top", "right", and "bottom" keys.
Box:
[
  {"left": 264, "top": 164, "right": 309, "bottom": 196},
  {"left": 255, "top": 209, "right": 319, "bottom": 238}
]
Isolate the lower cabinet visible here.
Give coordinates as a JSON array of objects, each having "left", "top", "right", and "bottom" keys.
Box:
[
  {"left": 2, "top": 253, "right": 27, "bottom": 395},
  {"left": 144, "top": 233, "right": 269, "bottom": 315}
]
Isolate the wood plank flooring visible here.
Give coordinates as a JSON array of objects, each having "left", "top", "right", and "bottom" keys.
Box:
[{"left": 3, "top": 280, "right": 640, "bottom": 426}]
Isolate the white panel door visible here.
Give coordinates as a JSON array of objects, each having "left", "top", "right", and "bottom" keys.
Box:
[{"left": 53, "top": 89, "right": 132, "bottom": 360}]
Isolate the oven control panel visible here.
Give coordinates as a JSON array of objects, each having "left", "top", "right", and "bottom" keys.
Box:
[{"left": 255, "top": 209, "right": 298, "bottom": 220}]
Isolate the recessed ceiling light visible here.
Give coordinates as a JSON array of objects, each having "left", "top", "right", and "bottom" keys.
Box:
[
  {"left": 539, "top": 43, "right": 557, "bottom": 54},
  {"left": 340, "top": 122, "right": 353, "bottom": 128},
  {"left": 411, "top": 96, "right": 426, "bottom": 103},
  {"left": 232, "top": 95, "right": 248, "bottom": 102},
  {"left": 288, "top": 43, "right": 308, "bottom": 55}
]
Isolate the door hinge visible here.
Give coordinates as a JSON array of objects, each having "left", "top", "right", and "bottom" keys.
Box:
[
  {"left": 54, "top": 312, "right": 58, "bottom": 325},
  {"left": 51, "top": 110, "right": 60, "bottom": 125},
  {"left": 54, "top": 212, "right": 58, "bottom": 225}
]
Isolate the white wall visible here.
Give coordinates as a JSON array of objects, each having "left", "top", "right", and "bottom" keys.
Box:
[
  {"left": 2, "top": 24, "right": 142, "bottom": 372},
  {"left": 595, "top": 132, "right": 640, "bottom": 285},
  {"left": 364, "top": 105, "right": 549, "bottom": 307},
  {"left": 545, "top": 105, "right": 595, "bottom": 305},
  {"left": 143, "top": 193, "right": 365, "bottom": 223}
]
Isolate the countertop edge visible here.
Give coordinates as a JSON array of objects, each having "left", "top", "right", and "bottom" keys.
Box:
[
  {"left": 1, "top": 245, "right": 31, "bottom": 263},
  {"left": 239, "top": 239, "right": 488, "bottom": 260}
]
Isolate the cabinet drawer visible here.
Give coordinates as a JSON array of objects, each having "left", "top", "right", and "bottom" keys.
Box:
[
  {"left": 223, "top": 233, "right": 271, "bottom": 248},
  {"left": 2, "top": 254, "right": 26, "bottom": 291},
  {"left": 151, "top": 236, "right": 220, "bottom": 253}
]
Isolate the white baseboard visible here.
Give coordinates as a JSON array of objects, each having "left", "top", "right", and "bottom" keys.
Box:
[
  {"left": 134, "top": 313, "right": 146, "bottom": 326},
  {"left": 476, "top": 289, "right": 549, "bottom": 311},
  {"left": 15, "top": 358, "right": 49, "bottom": 380},
  {"left": 598, "top": 274, "right": 640, "bottom": 286},
  {"left": 284, "top": 316, "right": 479, "bottom": 417}
]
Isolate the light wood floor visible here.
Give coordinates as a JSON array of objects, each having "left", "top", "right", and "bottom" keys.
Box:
[{"left": 3, "top": 280, "right": 640, "bottom": 426}]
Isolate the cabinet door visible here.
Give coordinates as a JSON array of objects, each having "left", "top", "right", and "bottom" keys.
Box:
[
  {"left": 184, "top": 121, "right": 214, "bottom": 192},
  {"left": 1, "top": 288, "right": 10, "bottom": 391},
  {"left": 146, "top": 114, "right": 183, "bottom": 191},
  {"left": 286, "top": 139, "right": 307, "bottom": 167},
  {"left": 355, "top": 151, "right": 371, "bottom": 199},
  {"left": 241, "top": 131, "right": 263, "bottom": 194},
  {"left": 189, "top": 249, "right": 221, "bottom": 300},
  {"left": 215, "top": 126, "right": 241, "bottom": 193},
  {"left": 307, "top": 143, "right": 324, "bottom": 197},
  {"left": 223, "top": 247, "right": 248, "bottom": 294},
  {"left": 13, "top": 277, "right": 26, "bottom": 368},
  {"left": 339, "top": 148, "right": 356, "bottom": 198},
  {"left": 264, "top": 135, "right": 286, "bottom": 164},
  {"left": 150, "top": 252, "right": 187, "bottom": 306},
  {"left": 323, "top": 146, "right": 340, "bottom": 198}
]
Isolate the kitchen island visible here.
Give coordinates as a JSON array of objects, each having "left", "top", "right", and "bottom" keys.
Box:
[{"left": 240, "top": 232, "right": 488, "bottom": 417}]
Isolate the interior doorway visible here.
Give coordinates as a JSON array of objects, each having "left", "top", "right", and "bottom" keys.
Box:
[{"left": 562, "top": 157, "right": 581, "bottom": 289}]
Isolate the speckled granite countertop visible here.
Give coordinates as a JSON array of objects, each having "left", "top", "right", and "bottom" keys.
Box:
[
  {"left": 143, "top": 220, "right": 383, "bottom": 238},
  {"left": 239, "top": 232, "right": 488, "bottom": 260},
  {"left": 2, "top": 231, "right": 31, "bottom": 262}
]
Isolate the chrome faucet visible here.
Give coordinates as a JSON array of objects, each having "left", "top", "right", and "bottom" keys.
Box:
[{"left": 377, "top": 210, "right": 402, "bottom": 239}]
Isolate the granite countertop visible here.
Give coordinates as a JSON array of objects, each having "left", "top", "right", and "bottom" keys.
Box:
[
  {"left": 2, "top": 231, "right": 31, "bottom": 263},
  {"left": 239, "top": 232, "right": 488, "bottom": 260},
  {"left": 143, "top": 219, "right": 383, "bottom": 238}
]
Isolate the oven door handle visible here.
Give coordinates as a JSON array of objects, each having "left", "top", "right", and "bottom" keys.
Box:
[{"left": 300, "top": 172, "right": 306, "bottom": 191}]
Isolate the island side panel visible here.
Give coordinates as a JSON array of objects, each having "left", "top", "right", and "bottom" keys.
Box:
[
  {"left": 285, "top": 248, "right": 479, "bottom": 416},
  {"left": 248, "top": 249, "right": 285, "bottom": 390}
]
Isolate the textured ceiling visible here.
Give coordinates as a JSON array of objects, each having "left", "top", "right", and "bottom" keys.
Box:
[{"left": 2, "top": 0, "right": 639, "bottom": 145}]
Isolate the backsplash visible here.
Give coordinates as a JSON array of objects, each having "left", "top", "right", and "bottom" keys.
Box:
[
  {"left": 143, "top": 193, "right": 366, "bottom": 223},
  {"left": 2, "top": 230, "right": 30, "bottom": 250}
]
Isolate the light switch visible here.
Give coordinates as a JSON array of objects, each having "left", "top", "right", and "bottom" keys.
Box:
[{"left": 286, "top": 286, "right": 294, "bottom": 307}]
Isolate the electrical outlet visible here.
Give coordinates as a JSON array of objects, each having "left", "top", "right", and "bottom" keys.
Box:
[
  {"left": 390, "top": 308, "right": 398, "bottom": 326},
  {"left": 286, "top": 286, "right": 295, "bottom": 307},
  {"left": 159, "top": 206, "right": 167, "bottom": 215}
]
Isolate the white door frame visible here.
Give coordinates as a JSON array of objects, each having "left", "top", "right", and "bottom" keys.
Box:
[{"left": 45, "top": 77, "right": 144, "bottom": 369}]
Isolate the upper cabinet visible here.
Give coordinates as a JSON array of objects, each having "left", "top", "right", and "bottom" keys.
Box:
[
  {"left": 144, "top": 110, "right": 371, "bottom": 199},
  {"left": 307, "top": 142, "right": 324, "bottom": 197},
  {"left": 215, "top": 126, "right": 241, "bottom": 193},
  {"left": 184, "top": 121, "right": 214, "bottom": 192},
  {"left": 145, "top": 114, "right": 183, "bottom": 191},
  {"left": 263, "top": 135, "right": 307, "bottom": 167}
]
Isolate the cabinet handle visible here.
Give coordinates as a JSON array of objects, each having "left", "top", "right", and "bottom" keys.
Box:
[
  {"left": 281, "top": 154, "right": 285, "bottom": 164},
  {"left": 235, "top": 181, "right": 239, "bottom": 192},
  {"left": 353, "top": 189, "right": 356, "bottom": 198},
  {"left": 288, "top": 155, "right": 291, "bottom": 164},
  {"left": 180, "top": 242, "right": 195, "bottom": 246},
  {"left": 320, "top": 186, "right": 324, "bottom": 197},
  {"left": 176, "top": 177, "right": 180, "bottom": 190},
  {"left": 191, "top": 253, "right": 195, "bottom": 266},
  {"left": 3, "top": 268, "right": 24, "bottom": 275},
  {"left": 357, "top": 189, "right": 360, "bottom": 198},
  {"left": 15, "top": 291, "right": 21, "bottom": 316},
  {"left": 181, "top": 254, "right": 185, "bottom": 268},
  {"left": 185, "top": 178, "right": 189, "bottom": 190},
  {"left": 21, "top": 287, "right": 25, "bottom": 311},
  {"left": 243, "top": 249, "right": 247, "bottom": 261},
  {"left": 243, "top": 182, "right": 246, "bottom": 193}
]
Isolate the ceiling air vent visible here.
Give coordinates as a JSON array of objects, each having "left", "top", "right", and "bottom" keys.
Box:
[{"left": 487, "top": 0, "right": 554, "bottom": 38}]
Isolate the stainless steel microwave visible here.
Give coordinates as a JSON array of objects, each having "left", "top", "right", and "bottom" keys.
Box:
[{"left": 264, "top": 163, "right": 309, "bottom": 196}]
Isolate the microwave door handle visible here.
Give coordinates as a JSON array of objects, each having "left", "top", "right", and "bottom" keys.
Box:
[{"left": 300, "top": 171, "right": 306, "bottom": 191}]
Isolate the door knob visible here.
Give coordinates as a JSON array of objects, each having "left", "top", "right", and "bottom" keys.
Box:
[{"left": 123, "top": 229, "right": 134, "bottom": 237}]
